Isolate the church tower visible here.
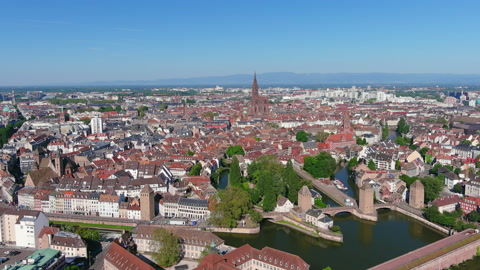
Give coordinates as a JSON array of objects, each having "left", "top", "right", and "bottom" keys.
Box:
[
  {"left": 409, "top": 180, "right": 424, "bottom": 208},
  {"left": 140, "top": 184, "right": 155, "bottom": 221},
  {"left": 249, "top": 73, "right": 269, "bottom": 117},
  {"left": 359, "top": 182, "right": 374, "bottom": 214},
  {"left": 298, "top": 185, "right": 312, "bottom": 213}
]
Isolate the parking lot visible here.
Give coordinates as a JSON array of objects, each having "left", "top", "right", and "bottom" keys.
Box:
[{"left": 0, "top": 247, "right": 35, "bottom": 267}]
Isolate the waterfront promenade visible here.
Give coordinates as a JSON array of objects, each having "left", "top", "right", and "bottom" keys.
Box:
[
  {"left": 369, "top": 229, "right": 480, "bottom": 270},
  {"left": 293, "top": 164, "right": 357, "bottom": 207}
]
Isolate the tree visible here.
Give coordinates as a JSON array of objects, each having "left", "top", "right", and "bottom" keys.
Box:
[
  {"left": 453, "top": 183, "right": 463, "bottom": 193},
  {"left": 248, "top": 209, "right": 263, "bottom": 224},
  {"left": 296, "top": 130, "right": 309, "bottom": 142},
  {"left": 347, "top": 157, "right": 358, "bottom": 170},
  {"left": 115, "top": 105, "right": 122, "bottom": 113},
  {"left": 208, "top": 186, "right": 252, "bottom": 228},
  {"left": 420, "top": 176, "right": 443, "bottom": 202},
  {"left": 186, "top": 149, "right": 195, "bottom": 156},
  {"left": 226, "top": 145, "right": 245, "bottom": 157},
  {"left": 188, "top": 162, "right": 202, "bottom": 176},
  {"left": 461, "top": 140, "right": 472, "bottom": 145},
  {"left": 395, "top": 136, "right": 409, "bottom": 146},
  {"left": 396, "top": 117, "right": 410, "bottom": 135},
  {"left": 314, "top": 132, "right": 329, "bottom": 142},
  {"left": 229, "top": 156, "right": 243, "bottom": 186},
  {"left": 262, "top": 188, "right": 277, "bottom": 212},
  {"left": 467, "top": 211, "right": 480, "bottom": 222},
  {"left": 329, "top": 225, "right": 341, "bottom": 232},
  {"left": 419, "top": 147, "right": 429, "bottom": 160},
  {"left": 60, "top": 224, "right": 76, "bottom": 233},
  {"left": 151, "top": 228, "right": 180, "bottom": 267},
  {"left": 395, "top": 160, "right": 402, "bottom": 170},
  {"left": 381, "top": 122, "right": 389, "bottom": 141},
  {"left": 76, "top": 227, "right": 101, "bottom": 241},
  {"left": 367, "top": 160, "right": 376, "bottom": 170},
  {"left": 303, "top": 152, "right": 336, "bottom": 178},
  {"left": 284, "top": 160, "right": 301, "bottom": 203},
  {"left": 430, "top": 163, "right": 442, "bottom": 175},
  {"left": 356, "top": 137, "right": 368, "bottom": 145}
]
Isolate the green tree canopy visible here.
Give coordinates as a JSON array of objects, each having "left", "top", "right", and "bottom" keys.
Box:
[
  {"left": 420, "top": 176, "right": 443, "bottom": 202},
  {"left": 229, "top": 156, "right": 243, "bottom": 186},
  {"left": 283, "top": 160, "right": 301, "bottom": 203},
  {"left": 150, "top": 228, "right": 180, "bottom": 267},
  {"left": 367, "top": 160, "right": 376, "bottom": 170},
  {"left": 76, "top": 228, "right": 101, "bottom": 241},
  {"left": 296, "top": 130, "right": 310, "bottom": 142},
  {"left": 226, "top": 145, "right": 245, "bottom": 157},
  {"left": 208, "top": 186, "right": 252, "bottom": 228},
  {"left": 396, "top": 117, "right": 410, "bottom": 135},
  {"left": 314, "top": 132, "right": 329, "bottom": 142},
  {"left": 381, "top": 122, "right": 389, "bottom": 141},
  {"left": 303, "top": 152, "right": 336, "bottom": 178},
  {"left": 188, "top": 162, "right": 202, "bottom": 176},
  {"left": 347, "top": 157, "right": 358, "bottom": 170}
]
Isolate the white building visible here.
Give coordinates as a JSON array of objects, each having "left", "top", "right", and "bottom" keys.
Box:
[
  {"left": 90, "top": 115, "right": 103, "bottom": 134},
  {"left": 0, "top": 209, "right": 49, "bottom": 248}
]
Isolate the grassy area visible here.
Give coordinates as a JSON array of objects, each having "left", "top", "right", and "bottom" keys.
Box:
[
  {"left": 397, "top": 232, "right": 480, "bottom": 270},
  {"left": 278, "top": 220, "right": 311, "bottom": 233},
  {"left": 51, "top": 221, "right": 134, "bottom": 230}
]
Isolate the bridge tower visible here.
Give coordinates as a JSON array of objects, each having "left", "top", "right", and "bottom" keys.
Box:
[
  {"left": 140, "top": 184, "right": 155, "bottom": 221},
  {"left": 359, "top": 182, "right": 374, "bottom": 214},
  {"left": 298, "top": 185, "right": 312, "bottom": 213},
  {"left": 409, "top": 180, "right": 424, "bottom": 208}
]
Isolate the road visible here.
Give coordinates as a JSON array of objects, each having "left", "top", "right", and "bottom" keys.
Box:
[{"left": 293, "top": 164, "right": 357, "bottom": 207}]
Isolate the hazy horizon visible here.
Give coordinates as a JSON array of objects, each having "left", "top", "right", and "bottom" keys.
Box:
[{"left": 2, "top": 0, "right": 480, "bottom": 85}]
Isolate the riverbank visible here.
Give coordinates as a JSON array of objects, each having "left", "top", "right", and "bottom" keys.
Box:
[{"left": 270, "top": 214, "right": 343, "bottom": 242}]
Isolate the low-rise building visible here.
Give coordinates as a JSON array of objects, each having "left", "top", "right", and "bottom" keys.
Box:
[{"left": 430, "top": 195, "right": 461, "bottom": 213}]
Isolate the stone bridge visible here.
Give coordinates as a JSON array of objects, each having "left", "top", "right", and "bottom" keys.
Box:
[{"left": 320, "top": 203, "right": 398, "bottom": 222}]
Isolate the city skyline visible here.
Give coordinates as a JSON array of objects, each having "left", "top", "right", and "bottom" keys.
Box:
[{"left": 2, "top": 0, "right": 480, "bottom": 86}]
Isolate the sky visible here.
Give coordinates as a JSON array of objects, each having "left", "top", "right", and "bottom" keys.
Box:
[{"left": 1, "top": 0, "right": 480, "bottom": 86}]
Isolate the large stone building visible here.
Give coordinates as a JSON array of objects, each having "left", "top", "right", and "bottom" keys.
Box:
[
  {"left": 103, "top": 239, "right": 155, "bottom": 270},
  {"left": 249, "top": 73, "right": 269, "bottom": 117},
  {"left": 298, "top": 185, "right": 312, "bottom": 213},
  {"left": 195, "top": 243, "right": 310, "bottom": 270},
  {"left": 133, "top": 225, "right": 223, "bottom": 259},
  {"left": 359, "top": 182, "right": 374, "bottom": 214},
  {"left": 409, "top": 180, "right": 425, "bottom": 209}
]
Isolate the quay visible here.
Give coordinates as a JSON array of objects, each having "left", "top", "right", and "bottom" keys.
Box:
[
  {"left": 369, "top": 229, "right": 480, "bottom": 270},
  {"left": 293, "top": 164, "right": 357, "bottom": 207}
]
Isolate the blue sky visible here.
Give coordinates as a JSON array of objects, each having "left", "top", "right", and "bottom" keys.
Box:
[{"left": 1, "top": 0, "right": 480, "bottom": 85}]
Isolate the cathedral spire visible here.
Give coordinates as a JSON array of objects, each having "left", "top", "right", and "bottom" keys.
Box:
[{"left": 252, "top": 73, "right": 259, "bottom": 97}]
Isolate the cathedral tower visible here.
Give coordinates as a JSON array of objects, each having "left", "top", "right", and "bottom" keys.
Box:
[{"left": 249, "top": 73, "right": 269, "bottom": 117}]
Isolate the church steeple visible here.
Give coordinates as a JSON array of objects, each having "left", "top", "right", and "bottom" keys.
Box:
[{"left": 251, "top": 73, "right": 259, "bottom": 97}]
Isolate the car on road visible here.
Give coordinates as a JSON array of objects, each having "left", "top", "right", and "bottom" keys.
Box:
[
  {"left": 0, "top": 257, "right": 8, "bottom": 263},
  {"left": 3, "top": 251, "right": 9, "bottom": 255},
  {"left": 8, "top": 251, "right": 20, "bottom": 256}
]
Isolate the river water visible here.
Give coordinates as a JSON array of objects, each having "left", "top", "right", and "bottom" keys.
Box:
[{"left": 215, "top": 165, "right": 451, "bottom": 269}]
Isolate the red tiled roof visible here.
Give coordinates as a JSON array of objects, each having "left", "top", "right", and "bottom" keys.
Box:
[{"left": 104, "top": 240, "right": 155, "bottom": 270}]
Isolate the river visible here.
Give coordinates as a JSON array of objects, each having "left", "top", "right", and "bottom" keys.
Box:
[
  {"left": 215, "top": 210, "right": 444, "bottom": 269},
  {"left": 215, "top": 165, "right": 451, "bottom": 269}
]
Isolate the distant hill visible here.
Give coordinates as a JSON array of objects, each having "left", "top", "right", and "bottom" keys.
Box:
[{"left": 82, "top": 72, "right": 480, "bottom": 86}]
